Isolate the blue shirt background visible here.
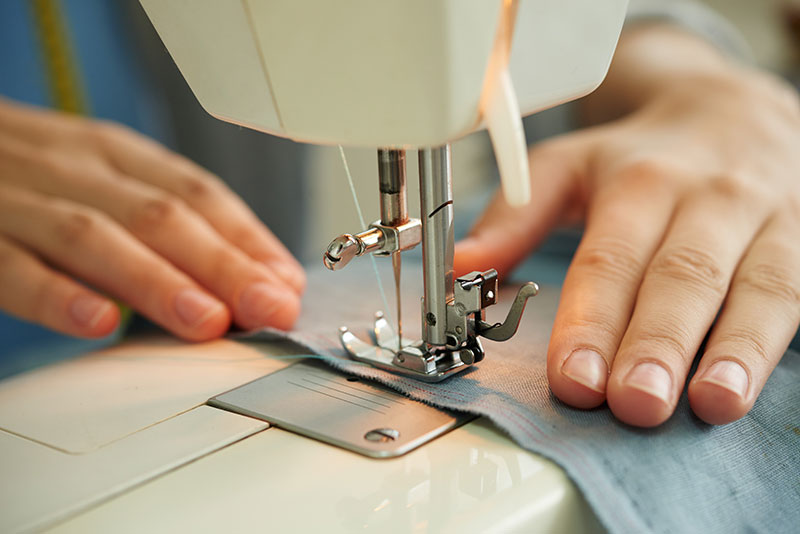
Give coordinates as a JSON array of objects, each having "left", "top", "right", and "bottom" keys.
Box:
[{"left": 0, "top": 0, "right": 168, "bottom": 375}]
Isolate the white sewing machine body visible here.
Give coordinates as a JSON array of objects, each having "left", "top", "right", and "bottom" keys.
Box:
[
  {"left": 0, "top": 337, "right": 603, "bottom": 533},
  {"left": 140, "top": 0, "right": 627, "bottom": 148},
  {"left": 142, "top": 0, "right": 628, "bottom": 383}
]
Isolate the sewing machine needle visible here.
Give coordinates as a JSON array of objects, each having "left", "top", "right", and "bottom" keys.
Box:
[{"left": 392, "top": 250, "right": 402, "bottom": 352}]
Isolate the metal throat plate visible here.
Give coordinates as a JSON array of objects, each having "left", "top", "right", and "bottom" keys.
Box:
[{"left": 208, "top": 360, "right": 474, "bottom": 458}]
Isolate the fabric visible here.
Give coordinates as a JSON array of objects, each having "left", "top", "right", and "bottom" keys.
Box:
[{"left": 252, "top": 259, "right": 800, "bottom": 534}]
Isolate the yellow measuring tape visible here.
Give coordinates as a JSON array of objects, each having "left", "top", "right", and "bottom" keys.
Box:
[
  {"left": 30, "top": 0, "right": 134, "bottom": 329},
  {"left": 30, "top": 0, "right": 86, "bottom": 114}
]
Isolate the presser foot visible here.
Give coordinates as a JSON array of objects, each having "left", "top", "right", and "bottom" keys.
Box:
[{"left": 339, "top": 312, "right": 482, "bottom": 383}]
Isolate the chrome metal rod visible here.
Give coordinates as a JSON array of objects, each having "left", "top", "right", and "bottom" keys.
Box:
[
  {"left": 378, "top": 149, "right": 408, "bottom": 350},
  {"left": 391, "top": 250, "right": 402, "bottom": 351},
  {"left": 378, "top": 149, "right": 407, "bottom": 226},
  {"left": 418, "top": 145, "right": 454, "bottom": 346}
]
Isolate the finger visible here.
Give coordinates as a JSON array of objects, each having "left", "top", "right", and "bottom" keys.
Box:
[
  {"left": 90, "top": 122, "right": 306, "bottom": 293},
  {"left": 102, "top": 183, "right": 301, "bottom": 332},
  {"left": 689, "top": 213, "right": 800, "bottom": 424},
  {"left": 1, "top": 146, "right": 300, "bottom": 331},
  {"left": 0, "top": 97, "right": 82, "bottom": 144},
  {"left": 0, "top": 236, "right": 119, "bottom": 337},
  {"left": 547, "top": 162, "right": 679, "bottom": 409},
  {"left": 454, "top": 140, "right": 584, "bottom": 278},
  {"left": 0, "top": 186, "right": 231, "bottom": 341},
  {"left": 607, "top": 177, "right": 773, "bottom": 427},
  {"left": 0, "top": 136, "right": 301, "bottom": 331},
  {"left": 0, "top": 107, "right": 305, "bottom": 293}
]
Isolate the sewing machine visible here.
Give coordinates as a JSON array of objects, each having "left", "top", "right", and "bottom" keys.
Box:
[
  {"left": 140, "top": 0, "right": 627, "bottom": 381},
  {"left": 0, "top": 1, "right": 630, "bottom": 531}
]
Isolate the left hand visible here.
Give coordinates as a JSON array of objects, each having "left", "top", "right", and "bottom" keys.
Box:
[
  {"left": 0, "top": 99, "right": 305, "bottom": 341},
  {"left": 456, "top": 30, "right": 800, "bottom": 427}
]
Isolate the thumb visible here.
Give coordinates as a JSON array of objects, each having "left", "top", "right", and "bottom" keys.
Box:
[{"left": 454, "top": 140, "right": 585, "bottom": 279}]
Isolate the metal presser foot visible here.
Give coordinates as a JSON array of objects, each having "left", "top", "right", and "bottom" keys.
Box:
[
  {"left": 325, "top": 146, "right": 539, "bottom": 383},
  {"left": 338, "top": 273, "right": 539, "bottom": 383},
  {"left": 339, "top": 312, "right": 482, "bottom": 383}
]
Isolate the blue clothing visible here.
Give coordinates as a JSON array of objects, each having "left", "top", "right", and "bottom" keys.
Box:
[
  {"left": 0, "top": 0, "right": 167, "bottom": 368},
  {"left": 0, "top": 0, "right": 166, "bottom": 136}
]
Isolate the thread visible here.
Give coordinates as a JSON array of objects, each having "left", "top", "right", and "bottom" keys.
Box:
[{"left": 337, "top": 146, "right": 393, "bottom": 323}]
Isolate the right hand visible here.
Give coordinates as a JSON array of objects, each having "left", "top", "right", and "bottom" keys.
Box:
[
  {"left": 455, "top": 62, "right": 800, "bottom": 427},
  {"left": 0, "top": 98, "right": 305, "bottom": 341}
]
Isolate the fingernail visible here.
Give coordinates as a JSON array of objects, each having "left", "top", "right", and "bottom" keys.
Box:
[
  {"left": 625, "top": 362, "right": 672, "bottom": 403},
  {"left": 698, "top": 360, "right": 749, "bottom": 399},
  {"left": 239, "top": 282, "right": 295, "bottom": 328},
  {"left": 174, "top": 288, "right": 225, "bottom": 327},
  {"left": 561, "top": 349, "right": 608, "bottom": 393},
  {"left": 70, "top": 295, "right": 113, "bottom": 328}
]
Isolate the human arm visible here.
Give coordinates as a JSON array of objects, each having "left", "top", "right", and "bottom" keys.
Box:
[{"left": 456, "top": 23, "right": 800, "bottom": 426}]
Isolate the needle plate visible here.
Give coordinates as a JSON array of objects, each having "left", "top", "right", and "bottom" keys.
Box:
[{"left": 208, "top": 360, "right": 474, "bottom": 458}]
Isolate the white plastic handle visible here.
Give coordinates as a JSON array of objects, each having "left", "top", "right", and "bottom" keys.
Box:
[{"left": 484, "top": 67, "right": 530, "bottom": 207}]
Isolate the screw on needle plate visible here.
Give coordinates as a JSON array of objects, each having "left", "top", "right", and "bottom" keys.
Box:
[{"left": 364, "top": 428, "right": 400, "bottom": 442}]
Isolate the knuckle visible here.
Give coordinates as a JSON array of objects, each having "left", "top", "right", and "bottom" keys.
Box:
[
  {"left": 703, "top": 173, "right": 770, "bottom": 206},
  {"left": 715, "top": 326, "right": 772, "bottom": 366},
  {"left": 570, "top": 310, "right": 623, "bottom": 342},
  {"left": 55, "top": 209, "right": 98, "bottom": 246},
  {"left": 38, "top": 151, "right": 73, "bottom": 179},
  {"left": 737, "top": 262, "right": 800, "bottom": 309},
  {"left": 649, "top": 245, "right": 727, "bottom": 296},
  {"left": 87, "top": 120, "right": 127, "bottom": 147},
  {"left": 574, "top": 237, "right": 643, "bottom": 284},
  {"left": 129, "top": 195, "right": 186, "bottom": 235},
  {"left": 206, "top": 248, "right": 239, "bottom": 289},
  {"left": 89, "top": 121, "right": 153, "bottom": 157},
  {"left": 635, "top": 323, "right": 694, "bottom": 360},
  {"left": 230, "top": 224, "right": 262, "bottom": 248},
  {"left": 615, "top": 158, "right": 681, "bottom": 189},
  {"left": 84, "top": 122, "right": 112, "bottom": 148},
  {"left": 179, "top": 173, "right": 217, "bottom": 201}
]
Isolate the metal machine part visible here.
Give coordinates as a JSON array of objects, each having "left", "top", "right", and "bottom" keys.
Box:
[
  {"left": 322, "top": 220, "right": 421, "bottom": 271},
  {"left": 418, "top": 147, "right": 454, "bottom": 347},
  {"left": 324, "top": 145, "right": 538, "bottom": 382},
  {"left": 209, "top": 360, "right": 474, "bottom": 458},
  {"left": 323, "top": 149, "right": 422, "bottom": 272}
]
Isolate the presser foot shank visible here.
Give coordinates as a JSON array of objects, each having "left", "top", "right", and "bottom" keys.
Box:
[{"left": 339, "top": 312, "right": 483, "bottom": 383}]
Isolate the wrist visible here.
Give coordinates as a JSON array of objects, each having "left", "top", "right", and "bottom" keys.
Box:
[
  {"left": 579, "top": 23, "right": 742, "bottom": 125},
  {"left": 650, "top": 63, "right": 800, "bottom": 131}
]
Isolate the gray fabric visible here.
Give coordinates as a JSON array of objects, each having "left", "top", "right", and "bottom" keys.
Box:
[{"left": 251, "top": 260, "right": 800, "bottom": 534}]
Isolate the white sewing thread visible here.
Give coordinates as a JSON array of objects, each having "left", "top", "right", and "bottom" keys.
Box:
[{"left": 338, "top": 145, "right": 392, "bottom": 323}]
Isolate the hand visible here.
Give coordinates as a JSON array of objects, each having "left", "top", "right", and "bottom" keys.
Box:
[
  {"left": 456, "top": 26, "right": 800, "bottom": 426},
  {"left": 0, "top": 98, "right": 305, "bottom": 341}
]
